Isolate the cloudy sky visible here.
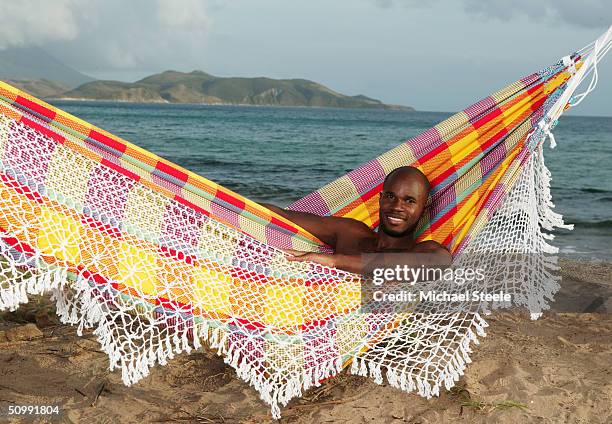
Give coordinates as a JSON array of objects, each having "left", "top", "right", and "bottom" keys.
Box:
[{"left": 1, "top": 0, "right": 610, "bottom": 115}]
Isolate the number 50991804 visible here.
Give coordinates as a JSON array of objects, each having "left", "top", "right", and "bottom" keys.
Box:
[{"left": 7, "top": 405, "right": 60, "bottom": 415}]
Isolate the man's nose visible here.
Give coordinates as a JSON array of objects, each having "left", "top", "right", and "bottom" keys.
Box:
[{"left": 389, "top": 198, "right": 403, "bottom": 209}]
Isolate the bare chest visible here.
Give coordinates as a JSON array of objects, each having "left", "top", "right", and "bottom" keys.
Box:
[
  {"left": 333, "top": 231, "right": 379, "bottom": 255},
  {"left": 333, "top": 227, "right": 419, "bottom": 255}
]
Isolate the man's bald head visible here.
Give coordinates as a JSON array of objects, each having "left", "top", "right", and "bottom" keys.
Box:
[{"left": 383, "top": 166, "right": 430, "bottom": 196}]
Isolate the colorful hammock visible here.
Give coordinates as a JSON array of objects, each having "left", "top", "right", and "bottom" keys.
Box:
[{"left": 0, "top": 27, "right": 610, "bottom": 417}]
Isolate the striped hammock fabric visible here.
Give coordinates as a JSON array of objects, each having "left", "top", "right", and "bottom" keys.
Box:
[{"left": 0, "top": 28, "right": 610, "bottom": 418}]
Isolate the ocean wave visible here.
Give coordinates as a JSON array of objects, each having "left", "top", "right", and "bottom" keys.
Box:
[
  {"left": 566, "top": 219, "right": 612, "bottom": 229},
  {"left": 165, "top": 156, "right": 313, "bottom": 173},
  {"left": 552, "top": 187, "right": 612, "bottom": 195},
  {"left": 580, "top": 187, "right": 611, "bottom": 194}
]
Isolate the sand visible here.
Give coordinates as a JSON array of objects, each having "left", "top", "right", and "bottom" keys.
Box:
[{"left": 0, "top": 258, "right": 611, "bottom": 423}]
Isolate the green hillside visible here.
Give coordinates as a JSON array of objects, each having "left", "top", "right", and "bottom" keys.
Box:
[
  {"left": 58, "top": 70, "right": 413, "bottom": 110},
  {"left": 59, "top": 81, "right": 166, "bottom": 103}
]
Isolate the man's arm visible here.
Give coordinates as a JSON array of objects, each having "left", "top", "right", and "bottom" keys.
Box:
[
  {"left": 284, "top": 241, "right": 452, "bottom": 275},
  {"left": 260, "top": 203, "right": 341, "bottom": 246}
]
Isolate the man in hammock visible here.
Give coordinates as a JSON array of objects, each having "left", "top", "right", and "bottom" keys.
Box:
[{"left": 262, "top": 166, "right": 452, "bottom": 274}]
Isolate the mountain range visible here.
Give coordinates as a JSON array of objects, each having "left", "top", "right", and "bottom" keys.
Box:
[
  {"left": 0, "top": 47, "right": 94, "bottom": 88},
  {"left": 1, "top": 47, "right": 413, "bottom": 111}
]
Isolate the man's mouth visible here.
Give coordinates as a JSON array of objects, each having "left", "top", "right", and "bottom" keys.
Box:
[{"left": 385, "top": 214, "right": 407, "bottom": 225}]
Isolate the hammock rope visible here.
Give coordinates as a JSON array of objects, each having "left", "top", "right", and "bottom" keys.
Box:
[{"left": 0, "top": 27, "right": 610, "bottom": 418}]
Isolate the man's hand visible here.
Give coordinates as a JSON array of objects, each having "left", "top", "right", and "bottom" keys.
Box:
[
  {"left": 283, "top": 249, "right": 366, "bottom": 274},
  {"left": 282, "top": 249, "right": 337, "bottom": 268},
  {"left": 282, "top": 241, "right": 453, "bottom": 276}
]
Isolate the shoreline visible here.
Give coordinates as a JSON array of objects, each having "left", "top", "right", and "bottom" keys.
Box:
[
  {"left": 46, "top": 97, "right": 416, "bottom": 111},
  {"left": 39, "top": 98, "right": 612, "bottom": 118}
]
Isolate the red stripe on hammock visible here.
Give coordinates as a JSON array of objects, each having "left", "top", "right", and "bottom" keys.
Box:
[
  {"left": 20, "top": 116, "right": 66, "bottom": 144},
  {"left": 156, "top": 160, "right": 189, "bottom": 183},
  {"left": 100, "top": 158, "right": 141, "bottom": 182},
  {"left": 269, "top": 216, "right": 299, "bottom": 234},
  {"left": 215, "top": 188, "right": 245, "bottom": 211},
  {"left": 89, "top": 129, "right": 128, "bottom": 154},
  {"left": 173, "top": 194, "right": 211, "bottom": 218},
  {"left": 15, "top": 96, "right": 56, "bottom": 120}
]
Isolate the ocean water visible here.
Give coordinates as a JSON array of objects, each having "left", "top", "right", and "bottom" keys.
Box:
[{"left": 51, "top": 101, "right": 612, "bottom": 259}]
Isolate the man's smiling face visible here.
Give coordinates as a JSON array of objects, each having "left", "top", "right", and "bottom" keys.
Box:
[{"left": 378, "top": 167, "right": 430, "bottom": 237}]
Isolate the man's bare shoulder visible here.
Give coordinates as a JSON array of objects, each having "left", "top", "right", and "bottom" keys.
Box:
[{"left": 327, "top": 216, "right": 373, "bottom": 234}]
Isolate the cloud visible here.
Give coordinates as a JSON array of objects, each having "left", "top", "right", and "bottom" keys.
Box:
[
  {"left": 462, "top": 0, "right": 612, "bottom": 29},
  {"left": 156, "top": 0, "right": 210, "bottom": 28},
  {"left": 369, "top": 0, "right": 612, "bottom": 28},
  {"left": 0, "top": 0, "right": 80, "bottom": 48},
  {"left": 0, "top": 0, "right": 212, "bottom": 73},
  {"left": 370, "top": 0, "right": 435, "bottom": 10}
]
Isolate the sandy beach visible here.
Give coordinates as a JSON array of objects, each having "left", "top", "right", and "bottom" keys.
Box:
[{"left": 1, "top": 258, "right": 611, "bottom": 423}]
